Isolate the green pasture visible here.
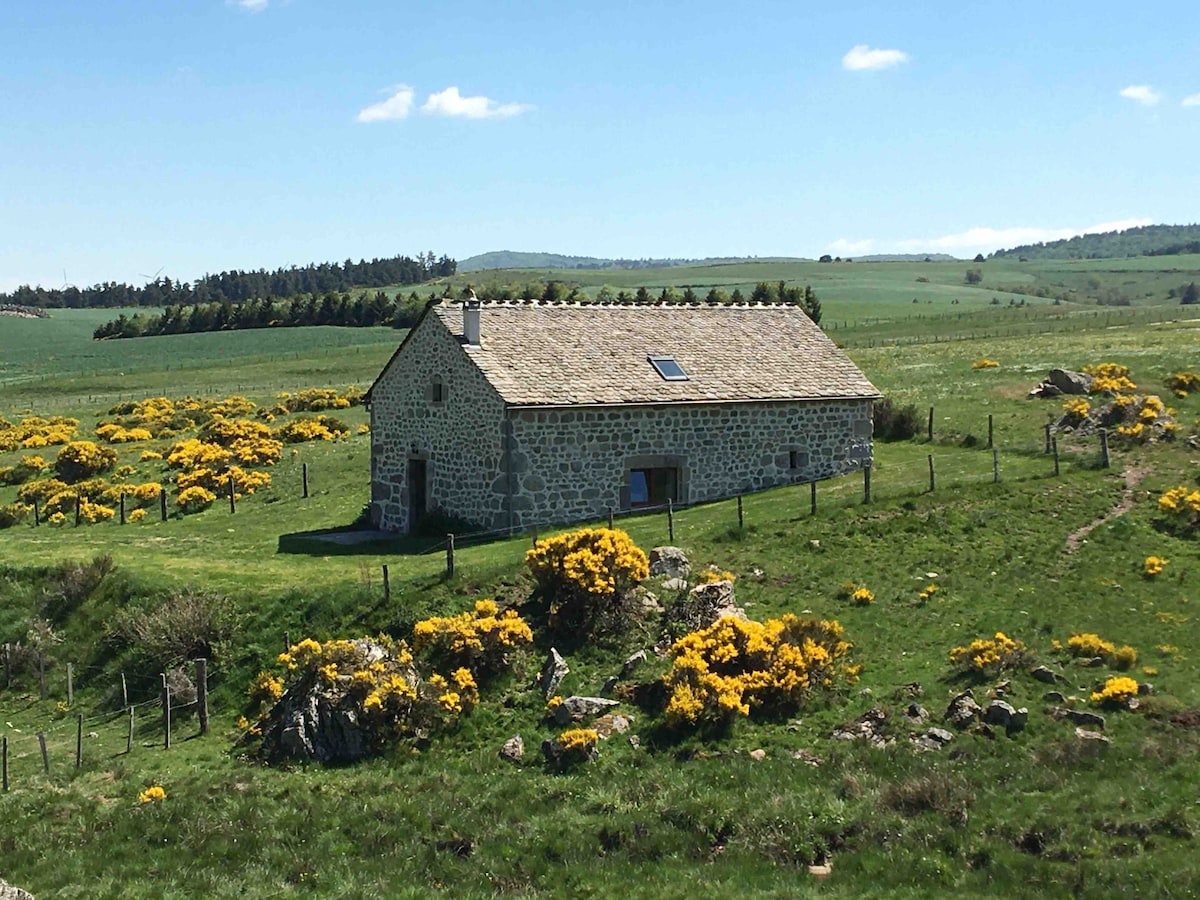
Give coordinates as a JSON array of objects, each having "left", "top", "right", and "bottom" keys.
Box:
[{"left": 1, "top": 281, "right": 1199, "bottom": 897}]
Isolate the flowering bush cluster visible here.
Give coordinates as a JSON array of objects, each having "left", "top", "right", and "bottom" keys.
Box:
[
  {"left": 165, "top": 433, "right": 273, "bottom": 512},
  {"left": 0, "top": 416, "right": 78, "bottom": 452},
  {"left": 197, "top": 418, "right": 283, "bottom": 465},
  {"left": 1091, "top": 676, "right": 1139, "bottom": 707},
  {"left": 972, "top": 358, "right": 1000, "bottom": 369},
  {"left": 95, "top": 423, "right": 154, "bottom": 444},
  {"left": 0, "top": 503, "right": 33, "bottom": 528},
  {"left": 10, "top": 476, "right": 162, "bottom": 522},
  {"left": 836, "top": 581, "right": 874, "bottom": 606},
  {"left": 410, "top": 599, "right": 533, "bottom": 679},
  {"left": 0, "top": 455, "right": 47, "bottom": 486},
  {"left": 54, "top": 441, "right": 118, "bottom": 483},
  {"left": 1083, "top": 362, "right": 1136, "bottom": 394},
  {"left": 275, "top": 415, "right": 351, "bottom": 443},
  {"left": 1165, "top": 371, "right": 1200, "bottom": 398},
  {"left": 276, "top": 387, "right": 364, "bottom": 412},
  {"left": 949, "top": 632, "right": 1029, "bottom": 675},
  {"left": 138, "top": 785, "right": 167, "bottom": 804},
  {"left": 1158, "top": 486, "right": 1200, "bottom": 534},
  {"left": 1108, "top": 394, "right": 1177, "bottom": 443},
  {"left": 1060, "top": 397, "right": 1091, "bottom": 425},
  {"left": 662, "top": 614, "right": 859, "bottom": 727},
  {"left": 526, "top": 528, "right": 649, "bottom": 634},
  {"left": 696, "top": 567, "right": 736, "bottom": 585},
  {"left": 1064, "top": 632, "right": 1137, "bottom": 670},
  {"left": 917, "top": 583, "right": 939, "bottom": 603}
]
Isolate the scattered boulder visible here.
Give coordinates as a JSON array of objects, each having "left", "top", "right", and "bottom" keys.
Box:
[
  {"left": 748, "top": 748, "right": 767, "bottom": 762},
  {"left": 662, "top": 579, "right": 746, "bottom": 637},
  {"left": 984, "top": 700, "right": 1016, "bottom": 728},
  {"left": 649, "top": 546, "right": 690, "bottom": 579},
  {"left": 791, "top": 748, "right": 822, "bottom": 766},
  {"left": 1075, "top": 727, "right": 1110, "bottom": 745},
  {"left": 539, "top": 648, "right": 569, "bottom": 699},
  {"left": 1047, "top": 368, "right": 1093, "bottom": 395},
  {"left": 911, "top": 726, "right": 954, "bottom": 753},
  {"left": 1030, "top": 665, "right": 1061, "bottom": 684},
  {"left": 0, "top": 878, "right": 34, "bottom": 900},
  {"left": 926, "top": 727, "right": 955, "bottom": 745},
  {"left": 599, "top": 675, "right": 619, "bottom": 697},
  {"left": 553, "top": 695, "right": 620, "bottom": 726},
  {"left": 1050, "top": 707, "right": 1106, "bottom": 729},
  {"left": 660, "top": 577, "right": 689, "bottom": 592},
  {"left": 903, "top": 703, "right": 928, "bottom": 724},
  {"left": 1079, "top": 656, "right": 1105, "bottom": 668},
  {"left": 499, "top": 735, "right": 524, "bottom": 763},
  {"left": 832, "top": 707, "right": 892, "bottom": 749},
  {"left": 261, "top": 683, "right": 367, "bottom": 765},
  {"left": 1008, "top": 707, "right": 1029, "bottom": 734},
  {"left": 1138, "top": 682, "right": 1155, "bottom": 696},
  {"left": 1043, "top": 690, "right": 1067, "bottom": 704},
  {"left": 945, "top": 689, "right": 982, "bottom": 728},
  {"left": 593, "top": 713, "right": 632, "bottom": 739}
]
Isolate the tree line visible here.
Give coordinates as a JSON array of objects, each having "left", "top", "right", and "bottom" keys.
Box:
[
  {"left": 92, "top": 280, "right": 824, "bottom": 340},
  {"left": 3, "top": 252, "right": 456, "bottom": 310},
  {"left": 990, "top": 223, "right": 1200, "bottom": 261}
]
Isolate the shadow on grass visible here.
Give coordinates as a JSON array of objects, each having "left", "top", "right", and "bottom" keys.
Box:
[{"left": 276, "top": 525, "right": 450, "bottom": 557}]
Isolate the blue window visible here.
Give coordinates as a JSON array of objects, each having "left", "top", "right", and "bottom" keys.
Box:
[{"left": 648, "top": 355, "right": 688, "bottom": 381}]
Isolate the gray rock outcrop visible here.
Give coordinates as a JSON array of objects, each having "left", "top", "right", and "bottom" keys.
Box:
[
  {"left": 553, "top": 695, "right": 620, "bottom": 726},
  {"left": 539, "top": 648, "right": 569, "bottom": 699},
  {"left": 649, "top": 546, "right": 690, "bottom": 579}
]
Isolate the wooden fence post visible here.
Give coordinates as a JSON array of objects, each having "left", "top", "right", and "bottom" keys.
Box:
[
  {"left": 161, "top": 673, "right": 171, "bottom": 750},
  {"left": 75, "top": 495, "right": 82, "bottom": 527},
  {"left": 38, "top": 651, "right": 46, "bottom": 700},
  {"left": 1052, "top": 437, "right": 1060, "bottom": 476},
  {"left": 2, "top": 735, "right": 7, "bottom": 791},
  {"left": 283, "top": 632, "right": 290, "bottom": 654},
  {"left": 120, "top": 493, "right": 126, "bottom": 525},
  {"left": 195, "top": 658, "right": 208, "bottom": 736},
  {"left": 667, "top": 500, "right": 674, "bottom": 542},
  {"left": 987, "top": 414, "right": 994, "bottom": 450},
  {"left": 1044, "top": 423, "right": 1052, "bottom": 454},
  {"left": 446, "top": 534, "right": 455, "bottom": 577},
  {"left": 737, "top": 495, "right": 744, "bottom": 530},
  {"left": 121, "top": 672, "right": 128, "bottom": 708},
  {"left": 127, "top": 706, "right": 134, "bottom": 754},
  {"left": 38, "top": 732, "right": 48, "bottom": 774},
  {"left": 75, "top": 714, "right": 83, "bottom": 768},
  {"left": 228, "top": 475, "right": 236, "bottom": 514},
  {"left": 863, "top": 464, "right": 872, "bottom": 504},
  {"left": 382, "top": 565, "right": 390, "bottom": 603},
  {"left": 33, "top": 498, "right": 40, "bottom": 526},
  {"left": 810, "top": 481, "right": 817, "bottom": 516},
  {"left": 928, "top": 454, "right": 935, "bottom": 492},
  {"left": 160, "top": 488, "right": 168, "bottom": 522},
  {"left": 927, "top": 407, "right": 934, "bottom": 442},
  {"left": 3, "top": 643, "right": 10, "bottom": 689},
  {"left": 1099, "top": 428, "right": 1110, "bottom": 468},
  {"left": 992, "top": 448, "right": 1000, "bottom": 483},
  {"left": 67, "top": 662, "right": 73, "bottom": 707},
  {"left": 608, "top": 509, "right": 614, "bottom": 530},
  {"left": 302, "top": 463, "right": 309, "bottom": 499}
]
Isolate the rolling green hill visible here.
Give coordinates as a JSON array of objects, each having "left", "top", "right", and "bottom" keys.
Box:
[{"left": 992, "top": 223, "right": 1200, "bottom": 261}]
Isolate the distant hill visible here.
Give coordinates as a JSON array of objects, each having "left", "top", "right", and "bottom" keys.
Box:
[
  {"left": 991, "top": 223, "right": 1200, "bottom": 261},
  {"left": 458, "top": 251, "right": 805, "bottom": 272},
  {"left": 854, "top": 253, "right": 959, "bottom": 262}
]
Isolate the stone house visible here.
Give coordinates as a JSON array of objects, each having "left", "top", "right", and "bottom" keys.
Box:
[{"left": 365, "top": 299, "right": 879, "bottom": 533}]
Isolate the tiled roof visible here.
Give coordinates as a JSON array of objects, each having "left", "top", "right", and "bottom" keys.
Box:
[{"left": 428, "top": 301, "right": 879, "bottom": 407}]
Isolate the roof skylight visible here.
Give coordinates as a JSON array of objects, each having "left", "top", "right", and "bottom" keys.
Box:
[{"left": 649, "top": 355, "right": 688, "bottom": 381}]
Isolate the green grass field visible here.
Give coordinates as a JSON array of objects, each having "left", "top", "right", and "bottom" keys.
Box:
[{"left": 1, "top": 259, "right": 1199, "bottom": 898}]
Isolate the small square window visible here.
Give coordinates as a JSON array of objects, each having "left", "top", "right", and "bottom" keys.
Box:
[
  {"left": 430, "top": 380, "right": 447, "bottom": 404},
  {"left": 789, "top": 450, "right": 808, "bottom": 470},
  {"left": 649, "top": 355, "right": 688, "bottom": 381}
]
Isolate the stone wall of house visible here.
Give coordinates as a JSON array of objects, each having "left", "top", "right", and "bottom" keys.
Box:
[
  {"left": 369, "top": 314, "right": 507, "bottom": 532},
  {"left": 505, "top": 399, "right": 873, "bottom": 529}
]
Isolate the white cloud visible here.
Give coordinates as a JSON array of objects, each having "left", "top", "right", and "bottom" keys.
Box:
[
  {"left": 420, "top": 86, "right": 532, "bottom": 119},
  {"left": 890, "top": 217, "right": 1154, "bottom": 256},
  {"left": 229, "top": 0, "right": 269, "bottom": 11},
  {"left": 1119, "top": 84, "right": 1160, "bottom": 106},
  {"left": 824, "top": 238, "right": 875, "bottom": 257},
  {"left": 1182, "top": 93, "right": 1200, "bottom": 107},
  {"left": 356, "top": 85, "right": 416, "bottom": 123},
  {"left": 842, "top": 44, "right": 909, "bottom": 72}
]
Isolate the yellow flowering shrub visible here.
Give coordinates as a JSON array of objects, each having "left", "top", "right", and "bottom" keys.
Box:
[
  {"left": 697, "top": 568, "right": 736, "bottom": 584},
  {"left": 1083, "top": 362, "right": 1136, "bottom": 394},
  {"left": 1143, "top": 556, "right": 1168, "bottom": 578},
  {"left": 526, "top": 528, "right": 650, "bottom": 635},
  {"left": 276, "top": 387, "right": 363, "bottom": 412},
  {"left": 198, "top": 418, "right": 282, "bottom": 466},
  {"left": 0, "top": 455, "right": 46, "bottom": 486},
  {"left": 0, "top": 503, "right": 34, "bottom": 529},
  {"left": 166, "top": 439, "right": 232, "bottom": 470},
  {"left": 411, "top": 599, "right": 533, "bottom": 678},
  {"left": 54, "top": 441, "right": 118, "bottom": 483},
  {"left": 177, "top": 486, "right": 216, "bottom": 514},
  {"left": 95, "top": 423, "right": 154, "bottom": 443},
  {"left": 275, "top": 415, "right": 351, "bottom": 443},
  {"left": 128, "top": 508, "right": 146, "bottom": 523},
  {"left": 138, "top": 785, "right": 166, "bottom": 804},
  {"left": 1157, "top": 486, "right": 1200, "bottom": 534},
  {"left": 249, "top": 671, "right": 284, "bottom": 704},
  {"left": 851, "top": 587, "right": 875, "bottom": 606},
  {"left": 918, "top": 583, "right": 939, "bottom": 603},
  {"left": 663, "top": 614, "right": 859, "bottom": 727},
  {"left": 1065, "top": 632, "right": 1137, "bottom": 670},
  {"left": 1091, "top": 676, "right": 1139, "bottom": 706},
  {"left": 0, "top": 416, "right": 78, "bottom": 452},
  {"left": 949, "top": 632, "right": 1028, "bottom": 675},
  {"left": 1165, "top": 371, "right": 1200, "bottom": 398},
  {"left": 972, "top": 359, "right": 1000, "bottom": 369},
  {"left": 76, "top": 498, "right": 115, "bottom": 524},
  {"left": 140, "top": 449, "right": 163, "bottom": 461},
  {"left": 1060, "top": 397, "right": 1091, "bottom": 424}
]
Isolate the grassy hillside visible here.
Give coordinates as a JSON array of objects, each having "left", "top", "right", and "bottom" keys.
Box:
[
  {"left": 1, "top": 286, "right": 1199, "bottom": 897},
  {"left": 992, "top": 223, "right": 1200, "bottom": 261}
]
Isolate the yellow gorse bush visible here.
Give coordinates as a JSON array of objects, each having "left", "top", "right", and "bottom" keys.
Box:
[
  {"left": 557, "top": 728, "right": 599, "bottom": 754},
  {"left": 276, "top": 387, "right": 363, "bottom": 412},
  {"left": 55, "top": 441, "right": 118, "bottom": 483},
  {"left": 1158, "top": 486, "right": 1200, "bottom": 534},
  {"left": 1065, "top": 632, "right": 1137, "bottom": 670},
  {"left": 663, "top": 614, "right": 859, "bottom": 727},
  {"left": 176, "top": 486, "right": 216, "bottom": 514},
  {"left": 1143, "top": 556, "right": 1168, "bottom": 578},
  {"left": 275, "top": 415, "right": 351, "bottom": 443},
  {"left": 1165, "top": 371, "right": 1200, "bottom": 398},
  {"left": 138, "top": 785, "right": 166, "bottom": 804},
  {"left": 527, "top": 528, "right": 649, "bottom": 600},
  {"left": 1083, "top": 362, "right": 1136, "bottom": 394},
  {"left": 1061, "top": 397, "right": 1091, "bottom": 422},
  {"left": 696, "top": 568, "right": 736, "bottom": 584},
  {"left": 1091, "top": 676, "right": 1139, "bottom": 706},
  {"left": 949, "top": 632, "right": 1027, "bottom": 674},
  {"left": 411, "top": 599, "right": 533, "bottom": 678},
  {"left": 0, "top": 416, "right": 79, "bottom": 453},
  {"left": 972, "top": 359, "right": 1000, "bottom": 369}
]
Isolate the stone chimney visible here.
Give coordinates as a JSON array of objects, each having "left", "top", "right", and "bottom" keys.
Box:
[{"left": 463, "top": 296, "right": 481, "bottom": 346}]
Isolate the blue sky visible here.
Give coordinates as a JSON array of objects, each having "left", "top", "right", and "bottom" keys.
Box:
[{"left": 2, "top": 0, "right": 1198, "bottom": 290}]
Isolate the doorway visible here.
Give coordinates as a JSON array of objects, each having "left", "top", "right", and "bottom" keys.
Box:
[{"left": 407, "top": 458, "right": 427, "bottom": 532}]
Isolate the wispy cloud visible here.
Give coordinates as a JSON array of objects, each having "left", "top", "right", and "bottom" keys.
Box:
[
  {"left": 357, "top": 85, "right": 416, "bottom": 123},
  {"left": 824, "top": 238, "right": 875, "bottom": 257},
  {"left": 420, "top": 86, "right": 532, "bottom": 119},
  {"left": 1182, "top": 93, "right": 1200, "bottom": 107},
  {"left": 1119, "top": 84, "right": 1160, "bottom": 106},
  {"left": 842, "top": 44, "right": 909, "bottom": 72},
  {"left": 229, "top": 0, "right": 269, "bottom": 11}
]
